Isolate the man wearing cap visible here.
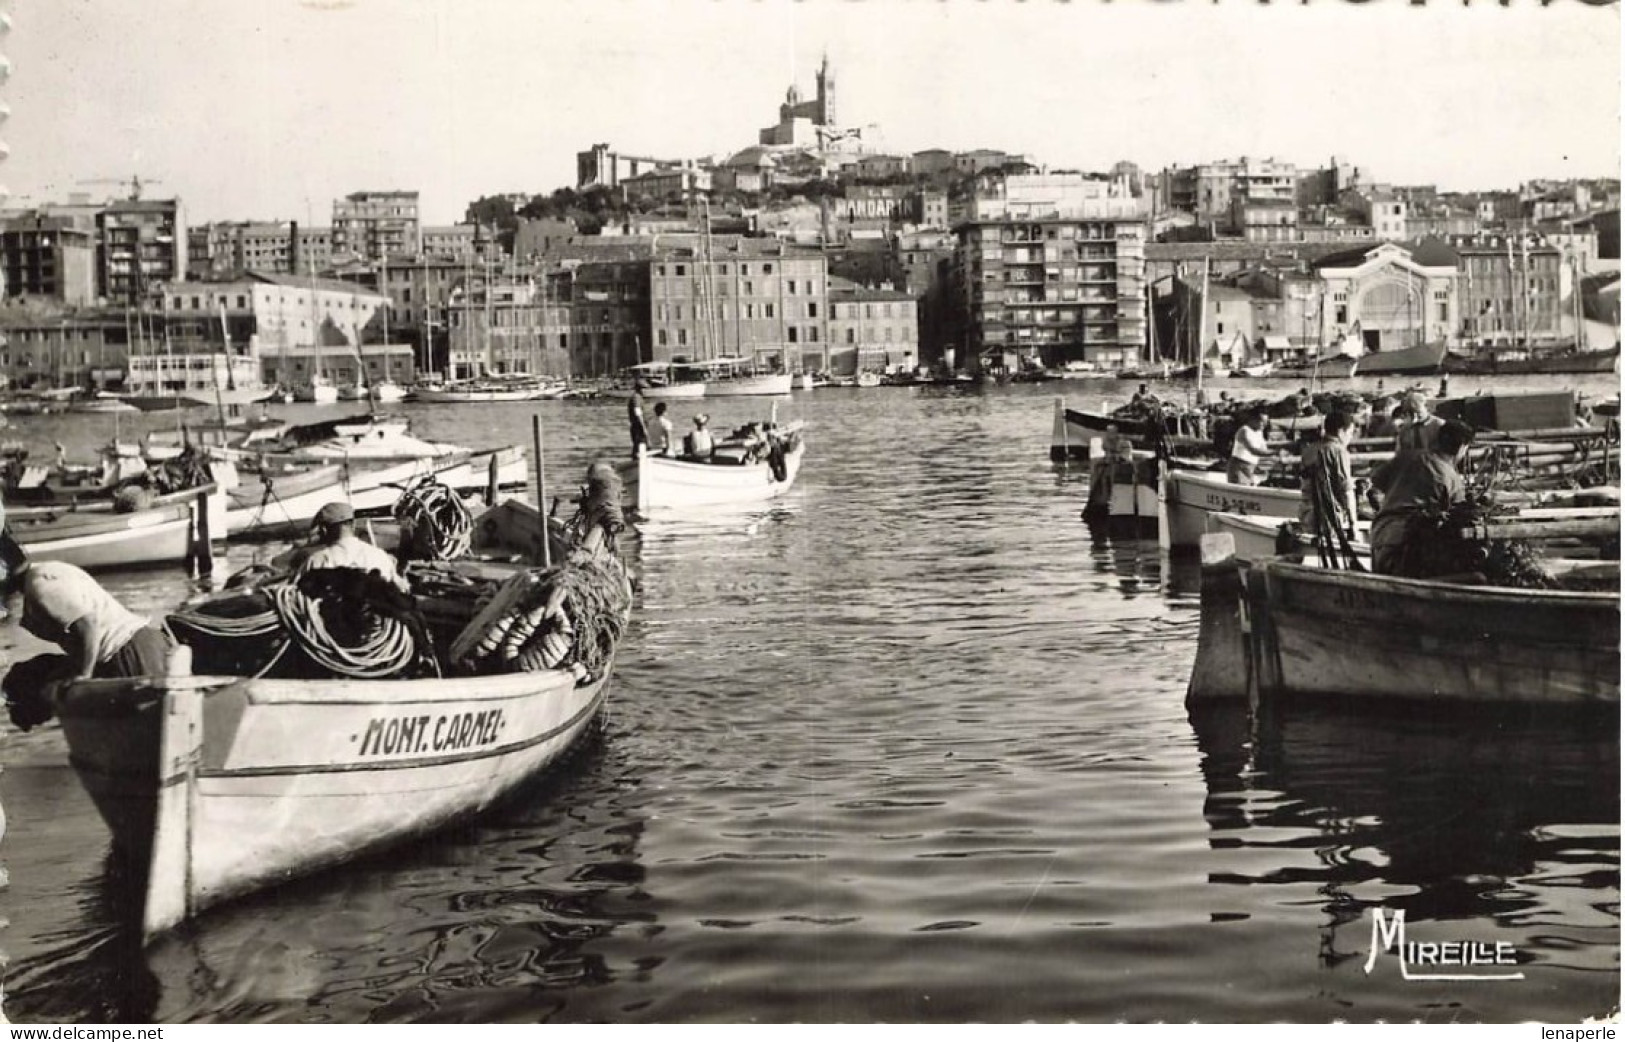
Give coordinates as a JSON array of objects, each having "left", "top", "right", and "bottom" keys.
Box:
[
  {"left": 295, "top": 502, "right": 409, "bottom": 591},
  {"left": 1393, "top": 391, "right": 1444, "bottom": 455},
  {"left": 0, "top": 530, "right": 173, "bottom": 681}
]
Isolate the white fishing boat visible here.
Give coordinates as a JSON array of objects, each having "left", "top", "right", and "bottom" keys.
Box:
[
  {"left": 369, "top": 380, "right": 407, "bottom": 404},
  {"left": 604, "top": 362, "right": 707, "bottom": 400},
  {"left": 1159, "top": 467, "right": 1304, "bottom": 552},
  {"left": 8, "top": 482, "right": 230, "bottom": 571},
  {"left": 618, "top": 422, "right": 806, "bottom": 512},
  {"left": 52, "top": 522, "right": 633, "bottom": 941},
  {"left": 412, "top": 379, "right": 552, "bottom": 404},
  {"left": 855, "top": 371, "right": 882, "bottom": 388}
]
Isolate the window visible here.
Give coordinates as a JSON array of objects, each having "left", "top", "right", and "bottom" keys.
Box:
[
  {"left": 789, "top": 327, "right": 799, "bottom": 344},
  {"left": 808, "top": 327, "right": 818, "bottom": 343},
  {"left": 1217, "top": 322, "right": 1225, "bottom": 335},
  {"left": 675, "top": 264, "right": 686, "bottom": 276},
  {"left": 744, "top": 280, "right": 754, "bottom": 295},
  {"left": 846, "top": 328, "right": 855, "bottom": 344},
  {"left": 763, "top": 263, "right": 773, "bottom": 274},
  {"left": 1335, "top": 305, "right": 1348, "bottom": 324},
  {"left": 765, "top": 303, "right": 775, "bottom": 319},
  {"left": 656, "top": 265, "right": 666, "bottom": 276},
  {"left": 678, "top": 329, "right": 687, "bottom": 346},
  {"left": 674, "top": 304, "right": 683, "bottom": 321},
  {"left": 808, "top": 302, "right": 818, "bottom": 318},
  {"left": 787, "top": 281, "right": 797, "bottom": 295},
  {"left": 657, "top": 329, "right": 668, "bottom": 347}
]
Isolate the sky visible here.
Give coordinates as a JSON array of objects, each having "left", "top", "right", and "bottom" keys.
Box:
[{"left": 3, "top": 0, "right": 1619, "bottom": 226}]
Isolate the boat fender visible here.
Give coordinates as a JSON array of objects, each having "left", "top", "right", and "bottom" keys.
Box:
[
  {"left": 538, "top": 612, "right": 576, "bottom": 669},
  {"left": 500, "top": 601, "right": 553, "bottom": 661},
  {"left": 473, "top": 610, "right": 519, "bottom": 660},
  {"left": 768, "top": 441, "right": 788, "bottom": 483}
]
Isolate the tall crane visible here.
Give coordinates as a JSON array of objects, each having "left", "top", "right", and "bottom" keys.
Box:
[{"left": 76, "top": 174, "right": 163, "bottom": 201}]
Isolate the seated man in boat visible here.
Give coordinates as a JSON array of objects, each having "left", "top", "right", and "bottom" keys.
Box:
[
  {"left": 0, "top": 530, "right": 175, "bottom": 683},
  {"left": 1368, "top": 420, "right": 1476, "bottom": 578},
  {"left": 1226, "top": 409, "right": 1270, "bottom": 486},
  {"left": 1298, "top": 411, "right": 1358, "bottom": 541},
  {"left": 683, "top": 414, "right": 715, "bottom": 461},
  {"left": 293, "top": 501, "right": 409, "bottom": 592},
  {"left": 650, "top": 402, "right": 675, "bottom": 458}
]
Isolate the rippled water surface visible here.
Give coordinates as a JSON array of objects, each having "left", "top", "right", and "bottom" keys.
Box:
[{"left": 0, "top": 376, "right": 1617, "bottom": 1022}]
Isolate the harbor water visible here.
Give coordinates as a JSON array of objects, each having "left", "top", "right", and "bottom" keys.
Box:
[{"left": 0, "top": 376, "right": 1617, "bottom": 1023}]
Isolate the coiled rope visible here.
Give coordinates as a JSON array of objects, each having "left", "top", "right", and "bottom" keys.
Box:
[
  {"left": 267, "top": 581, "right": 429, "bottom": 679},
  {"left": 394, "top": 475, "right": 473, "bottom": 561}
]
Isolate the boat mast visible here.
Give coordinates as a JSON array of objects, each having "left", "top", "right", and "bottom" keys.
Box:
[{"left": 1196, "top": 257, "right": 1209, "bottom": 394}]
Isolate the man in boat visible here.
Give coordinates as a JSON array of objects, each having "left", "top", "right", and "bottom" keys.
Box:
[
  {"left": 0, "top": 530, "right": 174, "bottom": 684},
  {"left": 650, "top": 401, "right": 675, "bottom": 457},
  {"left": 1226, "top": 409, "right": 1270, "bottom": 486},
  {"left": 294, "top": 502, "right": 409, "bottom": 592},
  {"left": 1298, "top": 411, "right": 1358, "bottom": 541},
  {"left": 628, "top": 380, "right": 649, "bottom": 458},
  {"left": 1392, "top": 391, "right": 1444, "bottom": 455},
  {"left": 1368, "top": 419, "right": 1476, "bottom": 578},
  {"left": 683, "top": 414, "right": 715, "bottom": 461}
]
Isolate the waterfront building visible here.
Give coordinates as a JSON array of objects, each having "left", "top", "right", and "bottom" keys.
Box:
[
  {"left": 826, "top": 276, "right": 918, "bottom": 375},
  {"left": 649, "top": 236, "right": 827, "bottom": 372},
  {"left": 1447, "top": 232, "right": 1565, "bottom": 348},
  {"left": 1312, "top": 240, "right": 1458, "bottom": 352},
  {"left": 566, "top": 259, "right": 649, "bottom": 377},
  {"left": 332, "top": 190, "right": 420, "bottom": 263},
  {"left": 953, "top": 174, "right": 1147, "bottom": 369},
  {"left": 0, "top": 305, "right": 131, "bottom": 390},
  {"left": 444, "top": 269, "right": 570, "bottom": 381},
  {"left": 252, "top": 343, "right": 415, "bottom": 394},
  {"left": 621, "top": 165, "right": 713, "bottom": 203}
]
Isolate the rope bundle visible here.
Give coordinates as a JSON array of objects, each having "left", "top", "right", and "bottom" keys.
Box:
[
  {"left": 394, "top": 475, "right": 474, "bottom": 561},
  {"left": 267, "top": 581, "right": 424, "bottom": 679}
]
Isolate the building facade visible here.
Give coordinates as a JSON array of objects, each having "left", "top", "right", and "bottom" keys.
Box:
[
  {"left": 826, "top": 277, "right": 918, "bottom": 375},
  {"left": 648, "top": 237, "right": 828, "bottom": 371},
  {"left": 2, "top": 213, "right": 97, "bottom": 304},
  {"left": 1312, "top": 241, "right": 1458, "bottom": 353},
  {"left": 98, "top": 198, "right": 187, "bottom": 306},
  {"left": 332, "top": 191, "right": 420, "bottom": 262}
]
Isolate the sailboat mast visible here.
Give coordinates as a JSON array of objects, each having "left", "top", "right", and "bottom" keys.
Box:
[{"left": 1196, "top": 258, "right": 1209, "bottom": 394}]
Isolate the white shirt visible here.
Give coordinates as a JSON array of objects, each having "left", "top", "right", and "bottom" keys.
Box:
[
  {"left": 298, "top": 532, "right": 407, "bottom": 589},
  {"left": 20, "top": 561, "right": 149, "bottom": 666},
  {"left": 1231, "top": 424, "right": 1270, "bottom": 465}
]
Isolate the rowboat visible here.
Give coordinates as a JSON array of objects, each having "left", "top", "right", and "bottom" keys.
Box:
[
  {"left": 53, "top": 529, "right": 633, "bottom": 940},
  {"left": 1187, "top": 533, "right": 1619, "bottom": 706},
  {"left": 224, "top": 447, "right": 528, "bottom": 538},
  {"left": 618, "top": 423, "right": 806, "bottom": 513},
  {"left": 9, "top": 495, "right": 208, "bottom": 570},
  {"left": 1159, "top": 467, "right": 1304, "bottom": 552}
]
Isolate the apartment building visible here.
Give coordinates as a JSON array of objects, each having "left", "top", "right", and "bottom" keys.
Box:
[
  {"left": 188, "top": 221, "right": 332, "bottom": 279},
  {"left": 648, "top": 236, "right": 827, "bottom": 371},
  {"left": 1, "top": 212, "right": 97, "bottom": 304},
  {"left": 0, "top": 306, "right": 131, "bottom": 389},
  {"left": 1166, "top": 157, "right": 1298, "bottom": 229},
  {"left": 98, "top": 198, "right": 187, "bottom": 305},
  {"left": 332, "top": 190, "right": 420, "bottom": 262},
  {"left": 826, "top": 276, "right": 918, "bottom": 375},
  {"left": 954, "top": 174, "right": 1147, "bottom": 368},
  {"left": 1449, "top": 233, "right": 1565, "bottom": 347}
]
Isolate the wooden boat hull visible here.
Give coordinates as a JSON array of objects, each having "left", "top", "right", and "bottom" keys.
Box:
[
  {"left": 57, "top": 663, "right": 614, "bottom": 940},
  {"left": 1189, "top": 545, "right": 1619, "bottom": 705},
  {"left": 1161, "top": 469, "right": 1303, "bottom": 551},
  {"left": 1207, "top": 510, "right": 1373, "bottom": 568},
  {"left": 1050, "top": 400, "right": 1164, "bottom": 461},
  {"left": 9, "top": 485, "right": 229, "bottom": 570},
  {"left": 1353, "top": 340, "right": 1450, "bottom": 377},
  {"left": 618, "top": 441, "right": 805, "bottom": 512}
]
